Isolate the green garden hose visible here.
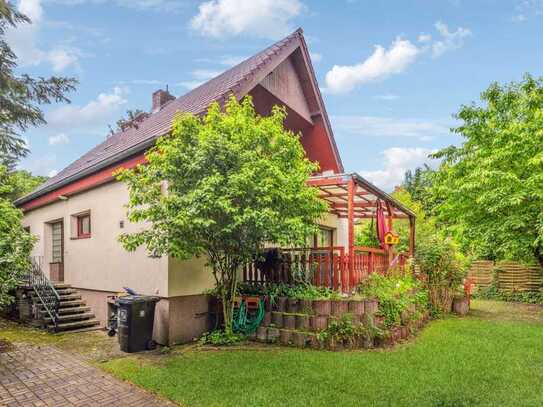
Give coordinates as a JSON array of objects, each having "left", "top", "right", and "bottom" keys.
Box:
[{"left": 233, "top": 298, "right": 265, "bottom": 334}]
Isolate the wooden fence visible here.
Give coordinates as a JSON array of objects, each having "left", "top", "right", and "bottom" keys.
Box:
[
  {"left": 468, "top": 260, "right": 543, "bottom": 292},
  {"left": 243, "top": 246, "right": 402, "bottom": 293}
]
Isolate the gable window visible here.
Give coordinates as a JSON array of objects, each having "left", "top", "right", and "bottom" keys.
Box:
[{"left": 77, "top": 213, "right": 91, "bottom": 238}]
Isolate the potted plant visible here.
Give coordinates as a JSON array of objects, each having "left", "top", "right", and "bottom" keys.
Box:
[
  {"left": 292, "top": 331, "right": 307, "bottom": 348},
  {"left": 313, "top": 298, "right": 331, "bottom": 316},
  {"left": 279, "top": 329, "right": 292, "bottom": 345},
  {"left": 283, "top": 313, "right": 296, "bottom": 329},
  {"left": 295, "top": 313, "right": 310, "bottom": 330},
  {"left": 363, "top": 298, "right": 379, "bottom": 314},
  {"left": 256, "top": 326, "right": 267, "bottom": 342},
  {"left": 287, "top": 297, "right": 299, "bottom": 313},
  {"left": 271, "top": 311, "right": 283, "bottom": 328},
  {"left": 331, "top": 298, "right": 349, "bottom": 317},
  {"left": 267, "top": 327, "right": 280, "bottom": 343},
  {"left": 348, "top": 300, "right": 365, "bottom": 315},
  {"left": 311, "top": 315, "right": 328, "bottom": 331},
  {"left": 452, "top": 295, "right": 469, "bottom": 315}
]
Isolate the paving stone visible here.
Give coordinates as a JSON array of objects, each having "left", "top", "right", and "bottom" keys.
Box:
[{"left": 0, "top": 343, "right": 173, "bottom": 406}]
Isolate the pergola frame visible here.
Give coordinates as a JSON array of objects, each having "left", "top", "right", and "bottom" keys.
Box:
[{"left": 308, "top": 173, "right": 416, "bottom": 267}]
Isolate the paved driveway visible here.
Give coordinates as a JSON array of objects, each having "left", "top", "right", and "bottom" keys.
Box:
[{"left": 0, "top": 343, "right": 174, "bottom": 406}]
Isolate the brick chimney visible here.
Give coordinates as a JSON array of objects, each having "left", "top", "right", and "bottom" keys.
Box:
[{"left": 152, "top": 88, "right": 175, "bottom": 113}]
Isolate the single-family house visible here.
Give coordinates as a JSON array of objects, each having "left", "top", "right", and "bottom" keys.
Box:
[{"left": 16, "top": 28, "right": 415, "bottom": 345}]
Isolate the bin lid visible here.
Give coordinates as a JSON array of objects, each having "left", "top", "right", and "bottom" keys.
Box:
[{"left": 116, "top": 295, "right": 160, "bottom": 304}]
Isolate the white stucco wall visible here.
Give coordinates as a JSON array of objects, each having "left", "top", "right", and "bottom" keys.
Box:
[{"left": 22, "top": 181, "right": 168, "bottom": 296}]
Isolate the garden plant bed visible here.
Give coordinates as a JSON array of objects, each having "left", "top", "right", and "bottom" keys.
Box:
[{"left": 252, "top": 296, "right": 430, "bottom": 351}]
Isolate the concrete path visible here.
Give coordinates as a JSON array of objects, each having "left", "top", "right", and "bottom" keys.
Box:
[{"left": 0, "top": 343, "right": 174, "bottom": 406}]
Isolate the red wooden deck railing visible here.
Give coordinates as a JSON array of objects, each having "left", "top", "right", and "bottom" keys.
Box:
[{"left": 243, "top": 246, "right": 405, "bottom": 293}]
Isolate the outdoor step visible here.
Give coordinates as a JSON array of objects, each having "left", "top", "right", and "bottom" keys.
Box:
[
  {"left": 53, "top": 283, "right": 71, "bottom": 289},
  {"left": 48, "top": 319, "right": 100, "bottom": 332},
  {"left": 57, "top": 306, "right": 91, "bottom": 315},
  {"left": 39, "top": 306, "right": 90, "bottom": 317},
  {"left": 45, "top": 312, "right": 95, "bottom": 323},
  {"left": 59, "top": 294, "right": 82, "bottom": 301},
  {"left": 38, "top": 299, "right": 86, "bottom": 308},
  {"left": 55, "top": 288, "right": 77, "bottom": 296}
]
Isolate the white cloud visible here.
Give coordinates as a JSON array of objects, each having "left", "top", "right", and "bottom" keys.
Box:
[
  {"left": 47, "top": 87, "right": 128, "bottom": 132},
  {"left": 6, "top": 0, "right": 81, "bottom": 72},
  {"left": 20, "top": 154, "right": 57, "bottom": 177},
  {"left": 48, "top": 133, "right": 70, "bottom": 145},
  {"left": 128, "top": 79, "right": 164, "bottom": 85},
  {"left": 48, "top": 169, "right": 59, "bottom": 177},
  {"left": 192, "top": 69, "right": 222, "bottom": 80},
  {"left": 418, "top": 33, "right": 432, "bottom": 42},
  {"left": 309, "top": 52, "right": 322, "bottom": 63},
  {"left": 176, "top": 68, "right": 223, "bottom": 90},
  {"left": 324, "top": 22, "right": 471, "bottom": 94},
  {"left": 332, "top": 115, "right": 450, "bottom": 140},
  {"left": 190, "top": 0, "right": 304, "bottom": 39},
  {"left": 360, "top": 147, "right": 438, "bottom": 191},
  {"left": 431, "top": 21, "right": 471, "bottom": 58},
  {"left": 47, "top": 0, "right": 184, "bottom": 11},
  {"left": 324, "top": 38, "right": 420, "bottom": 94},
  {"left": 374, "top": 94, "right": 399, "bottom": 101},
  {"left": 219, "top": 55, "right": 247, "bottom": 66},
  {"left": 512, "top": 0, "right": 543, "bottom": 22},
  {"left": 176, "top": 80, "right": 204, "bottom": 90}
]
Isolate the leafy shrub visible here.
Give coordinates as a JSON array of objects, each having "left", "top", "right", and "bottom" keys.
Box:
[
  {"left": 415, "top": 236, "right": 467, "bottom": 315},
  {"left": 199, "top": 330, "right": 245, "bottom": 346},
  {"left": 317, "top": 313, "right": 384, "bottom": 345},
  {"left": 237, "top": 282, "right": 339, "bottom": 302},
  {"left": 358, "top": 273, "right": 428, "bottom": 327}
]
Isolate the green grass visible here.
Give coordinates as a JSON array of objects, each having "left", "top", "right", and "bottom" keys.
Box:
[{"left": 100, "top": 300, "right": 543, "bottom": 407}]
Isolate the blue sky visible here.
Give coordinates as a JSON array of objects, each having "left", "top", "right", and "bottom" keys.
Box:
[{"left": 7, "top": 0, "right": 543, "bottom": 191}]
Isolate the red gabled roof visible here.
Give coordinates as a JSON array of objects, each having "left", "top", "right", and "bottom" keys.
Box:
[{"left": 17, "top": 28, "right": 343, "bottom": 208}]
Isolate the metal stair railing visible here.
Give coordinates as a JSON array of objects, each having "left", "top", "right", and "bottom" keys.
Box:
[{"left": 27, "top": 257, "right": 61, "bottom": 331}]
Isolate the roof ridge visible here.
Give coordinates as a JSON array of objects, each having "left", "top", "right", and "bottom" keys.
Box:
[{"left": 16, "top": 28, "right": 308, "bottom": 206}]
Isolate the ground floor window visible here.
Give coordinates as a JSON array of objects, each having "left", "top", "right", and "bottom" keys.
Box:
[{"left": 77, "top": 213, "right": 91, "bottom": 238}]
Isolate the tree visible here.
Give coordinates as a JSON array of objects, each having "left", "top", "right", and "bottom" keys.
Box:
[
  {"left": 116, "top": 97, "right": 327, "bottom": 334},
  {"left": 0, "top": 169, "right": 47, "bottom": 201},
  {"left": 431, "top": 74, "right": 543, "bottom": 266},
  {"left": 402, "top": 164, "right": 436, "bottom": 213},
  {"left": 391, "top": 186, "right": 437, "bottom": 254},
  {"left": 355, "top": 219, "right": 380, "bottom": 248},
  {"left": 0, "top": 2, "right": 75, "bottom": 306},
  {"left": 0, "top": 166, "right": 33, "bottom": 307},
  {"left": 111, "top": 109, "right": 145, "bottom": 134},
  {"left": 0, "top": 2, "right": 77, "bottom": 168}
]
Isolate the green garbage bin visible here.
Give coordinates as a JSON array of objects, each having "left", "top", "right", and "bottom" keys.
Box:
[{"left": 116, "top": 295, "right": 160, "bottom": 353}]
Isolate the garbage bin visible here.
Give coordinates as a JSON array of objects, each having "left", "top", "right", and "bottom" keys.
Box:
[{"left": 116, "top": 295, "right": 160, "bottom": 353}]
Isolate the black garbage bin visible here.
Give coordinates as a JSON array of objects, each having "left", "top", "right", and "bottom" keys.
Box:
[{"left": 116, "top": 295, "right": 160, "bottom": 353}]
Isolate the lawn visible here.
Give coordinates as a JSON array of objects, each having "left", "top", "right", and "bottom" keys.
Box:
[{"left": 100, "top": 300, "right": 543, "bottom": 407}]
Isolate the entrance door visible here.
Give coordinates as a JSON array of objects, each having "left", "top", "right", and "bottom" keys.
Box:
[{"left": 50, "top": 220, "right": 64, "bottom": 282}]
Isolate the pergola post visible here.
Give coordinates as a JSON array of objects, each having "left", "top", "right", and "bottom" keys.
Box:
[
  {"left": 347, "top": 177, "right": 355, "bottom": 291},
  {"left": 408, "top": 215, "right": 416, "bottom": 257}
]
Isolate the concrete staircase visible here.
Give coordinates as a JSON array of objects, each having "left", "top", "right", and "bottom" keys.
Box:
[{"left": 35, "top": 283, "right": 101, "bottom": 333}]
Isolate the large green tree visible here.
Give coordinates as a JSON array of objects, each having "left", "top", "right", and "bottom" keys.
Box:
[
  {"left": 0, "top": 165, "right": 33, "bottom": 307},
  {"left": 117, "top": 97, "right": 327, "bottom": 333},
  {"left": 0, "top": 169, "right": 47, "bottom": 201},
  {"left": 431, "top": 74, "right": 543, "bottom": 266},
  {"left": 0, "top": 1, "right": 76, "bottom": 306},
  {"left": 0, "top": 1, "right": 77, "bottom": 168}
]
